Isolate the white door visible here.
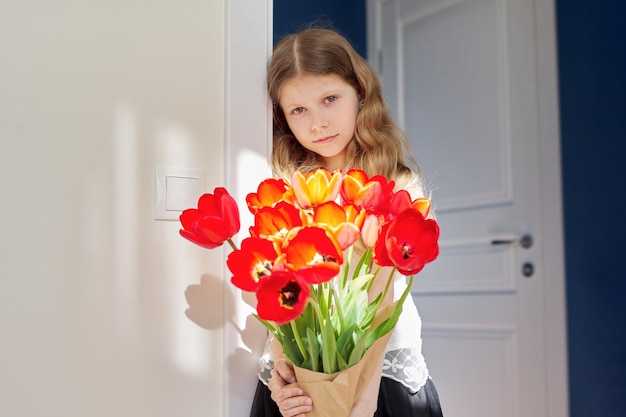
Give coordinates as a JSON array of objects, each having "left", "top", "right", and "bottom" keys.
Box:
[{"left": 367, "top": 0, "right": 568, "bottom": 416}]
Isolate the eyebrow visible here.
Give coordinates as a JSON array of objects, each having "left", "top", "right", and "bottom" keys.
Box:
[{"left": 281, "top": 88, "right": 343, "bottom": 110}]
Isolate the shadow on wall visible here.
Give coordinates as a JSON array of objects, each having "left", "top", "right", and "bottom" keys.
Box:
[
  {"left": 185, "top": 272, "right": 258, "bottom": 331},
  {"left": 184, "top": 274, "right": 232, "bottom": 330},
  {"left": 184, "top": 273, "right": 264, "bottom": 378}
]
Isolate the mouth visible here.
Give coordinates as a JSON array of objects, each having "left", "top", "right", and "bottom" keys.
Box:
[{"left": 314, "top": 134, "right": 337, "bottom": 144}]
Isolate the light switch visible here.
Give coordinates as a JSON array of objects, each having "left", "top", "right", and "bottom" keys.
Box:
[{"left": 155, "top": 167, "right": 207, "bottom": 221}]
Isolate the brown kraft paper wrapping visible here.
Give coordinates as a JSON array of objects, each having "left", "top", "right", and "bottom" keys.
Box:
[{"left": 291, "top": 304, "right": 397, "bottom": 417}]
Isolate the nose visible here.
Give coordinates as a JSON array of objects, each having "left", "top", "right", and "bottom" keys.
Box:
[{"left": 310, "top": 111, "right": 328, "bottom": 132}]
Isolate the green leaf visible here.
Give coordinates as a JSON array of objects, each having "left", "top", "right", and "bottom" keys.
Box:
[
  {"left": 365, "top": 275, "right": 415, "bottom": 350},
  {"left": 330, "top": 286, "right": 346, "bottom": 333},
  {"left": 290, "top": 319, "right": 308, "bottom": 362},
  {"left": 306, "top": 327, "right": 320, "bottom": 372},
  {"left": 300, "top": 302, "right": 312, "bottom": 329},
  {"left": 336, "top": 324, "right": 357, "bottom": 358},
  {"left": 322, "top": 317, "right": 337, "bottom": 373},
  {"left": 347, "top": 334, "right": 366, "bottom": 367},
  {"left": 280, "top": 322, "right": 305, "bottom": 366},
  {"left": 359, "top": 291, "right": 384, "bottom": 330},
  {"left": 352, "top": 248, "right": 372, "bottom": 279},
  {"left": 348, "top": 273, "right": 374, "bottom": 293},
  {"left": 336, "top": 350, "right": 348, "bottom": 370}
]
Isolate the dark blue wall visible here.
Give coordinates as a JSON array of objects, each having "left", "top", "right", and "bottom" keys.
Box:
[
  {"left": 274, "top": 1, "right": 626, "bottom": 415},
  {"left": 557, "top": 0, "right": 626, "bottom": 416},
  {"left": 273, "top": 0, "right": 367, "bottom": 58}
]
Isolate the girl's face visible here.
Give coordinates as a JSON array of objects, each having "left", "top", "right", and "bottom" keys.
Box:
[{"left": 278, "top": 73, "right": 360, "bottom": 171}]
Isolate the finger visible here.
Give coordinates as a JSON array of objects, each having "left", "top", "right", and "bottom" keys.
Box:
[
  {"left": 274, "top": 358, "right": 296, "bottom": 384},
  {"left": 273, "top": 385, "right": 306, "bottom": 402},
  {"left": 278, "top": 397, "right": 313, "bottom": 417},
  {"left": 280, "top": 406, "right": 313, "bottom": 417},
  {"left": 268, "top": 376, "right": 287, "bottom": 396}
]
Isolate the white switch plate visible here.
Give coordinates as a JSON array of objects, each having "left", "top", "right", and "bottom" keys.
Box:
[{"left": 155, "top": 167, "right": 207, "bottom": 221}]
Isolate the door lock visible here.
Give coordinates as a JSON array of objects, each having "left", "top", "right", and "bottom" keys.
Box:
[{"left": 522, "top": 262, "right": 534, "bottom": 277}]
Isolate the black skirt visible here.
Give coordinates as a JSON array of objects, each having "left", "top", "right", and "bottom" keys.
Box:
[{"left": 249, "top": 376, "right": 444, "bottom": 417}]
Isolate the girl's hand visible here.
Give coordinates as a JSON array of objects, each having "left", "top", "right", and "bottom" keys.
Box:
[
  {"left": 268, "top": 358, "right": 313, "bottom": 417},
  {"left": 349, "top": 371, "right": 380, "bottom": 417}
]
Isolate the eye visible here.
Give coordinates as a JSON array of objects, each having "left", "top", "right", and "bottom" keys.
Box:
[
  {"left": 291, "top": 107, "right": 305, "bottom": 115},
  {"left": 324, "top": 95, "right": 337, "bottom": 104}
]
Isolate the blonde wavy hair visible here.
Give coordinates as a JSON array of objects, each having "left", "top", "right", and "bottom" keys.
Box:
[{"left": 267, "top": 28, "right": 423, "bottom": 193}]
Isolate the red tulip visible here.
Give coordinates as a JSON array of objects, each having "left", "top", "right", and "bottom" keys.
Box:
[
  {"left": 227, "top": 237, "right": 280, "bottom": 291},
  {"left": 256, "top": 271, "right": 311, "bottom": 324},
  {"left": 179, "top": 188, "right": 240, "bottom": 249},
  {"left": 388, "top": 190, "right": 432, "bottom": 219},
  {"left": 374, "top": 209, "right": 439, "bottom": 275}
]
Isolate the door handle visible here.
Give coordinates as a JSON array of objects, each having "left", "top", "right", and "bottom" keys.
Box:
[{"left": 490, "top": 234, "right": 533, "bottom": 249}]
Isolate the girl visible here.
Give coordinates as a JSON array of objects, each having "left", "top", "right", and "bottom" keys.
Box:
[{"left": 249, "top": 28, "right": 444, "bottom": 417}]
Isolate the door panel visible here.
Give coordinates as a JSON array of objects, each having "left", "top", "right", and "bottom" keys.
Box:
[
  {"left": 401, "top": 0, "right": 511, "bottom": 210},
  {"left": 368, "top": 0, "right": 559, "bottom": 415}
]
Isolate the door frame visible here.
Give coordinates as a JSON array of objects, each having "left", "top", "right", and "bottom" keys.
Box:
[
  {"left": 366, "top": 0, "right": 568, "bottom": 415},
  {"left": 224, "top": 0, "right": 273, "bottom": 416}
]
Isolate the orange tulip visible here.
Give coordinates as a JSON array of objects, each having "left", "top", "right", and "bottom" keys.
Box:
[
  {"left": 246, "top": 178, "right": 293, "bottom": 214},
  {"left": 282, "top": 226, "right": 343, "bottom": 284},
  {"left": 291, "top": 168, "right": 342, "bottom": 209},
  {"left": 313, "top": 201, "right": 363, "bottom": 250},
  {"left": 249, "top": 201, "right": 303, "bottom": 243},
  {"left": 412, "top": 197, "right": 431, "bottom": 218},
  {"left": 340, "top": 169, "right": 395, "bottom": 214}
]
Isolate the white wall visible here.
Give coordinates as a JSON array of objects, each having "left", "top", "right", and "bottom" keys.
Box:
[{"left": 0, "top": 1, "right": 246, "bottom": 416}]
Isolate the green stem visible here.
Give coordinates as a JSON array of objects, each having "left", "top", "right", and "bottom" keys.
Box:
[
  {"left": 379, "top": 266, "right": 397, "bottom": 302},
  {"left": 342, "top": 245, "right": 354, "bottom": 288},
  {"left": 226, "top": 238, "right": 238, "bottom": 251},
  {"left": 366, "top": 264, "right": 381, "bottom": 292},
  {"left": 307, "top": 292, "right": 326, "bottom": 329}
]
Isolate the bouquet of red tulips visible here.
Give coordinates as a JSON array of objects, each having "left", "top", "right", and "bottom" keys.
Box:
[{"left": 179, "top": 168, "right": 439, "bottom": 417}]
